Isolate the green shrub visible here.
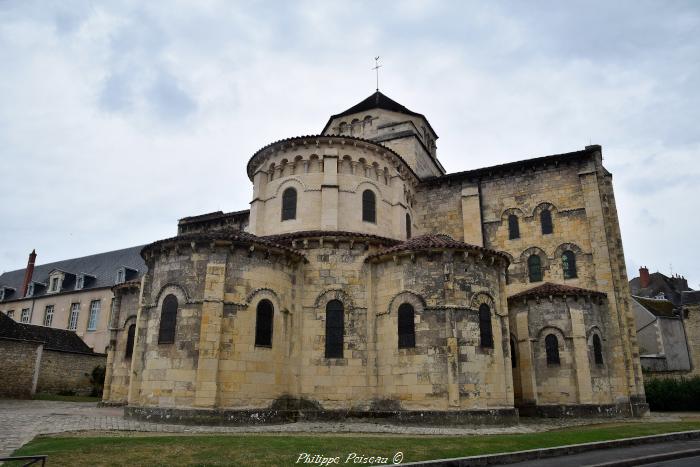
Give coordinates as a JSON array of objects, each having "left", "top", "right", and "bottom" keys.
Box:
[
  {"left": 86, "top": 365, "right": 106, "bottom": 397},
  {"left": 645, "top": 376, "right": 700, "bottom": 411}
]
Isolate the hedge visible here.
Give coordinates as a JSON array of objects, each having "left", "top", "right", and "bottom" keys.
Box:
[{"left": 644, "top": 376, "right": 700, "bottom": 411}]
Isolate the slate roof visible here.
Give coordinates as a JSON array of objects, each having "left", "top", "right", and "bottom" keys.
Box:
[
  {"left": 682, "top": 291, "right": 700, "bottom": 306},
  {"left": 322, "top": 91, "right": 438, "bottom": 138},
  {"left": 0, "top": 312, "right": 95, "bottom": 354},
  {"left": 629, "top": 272, "right": 693, "bottom": 307},
  {"left": 420, "top": 146, "right": 599, "bottom": 186},
  {"left": 509, "top": 282, "right": 606, "bottom": 301},
  {"left": 0, "top": 245, "right": 146, "bottom": 303},
  {"left": 178, "top": 209, "right": 250, "bottom": 226},
  {"left": 365, "top": 234, "right": 509, "bottom": 262}
]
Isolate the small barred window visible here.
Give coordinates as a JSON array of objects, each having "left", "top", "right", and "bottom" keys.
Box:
[{"left": 545, "top": 334, "right": 560, "bottom": 365}]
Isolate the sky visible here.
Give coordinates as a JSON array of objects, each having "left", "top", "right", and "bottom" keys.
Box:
[{"left": 1, "top": 0, "right": 698, "bottom": 288}]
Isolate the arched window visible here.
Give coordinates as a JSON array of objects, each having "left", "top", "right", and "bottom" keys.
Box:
[
  {"left": 398, "top": 303, "right": 416, "bottom": 348},
  {"left": 510, "top": 337, "right": 517, "bottom": 368},
  {"left": 593, "top": 334, "right": 604, "bottom": 365},
  {"left": 562, "top": 251, "right": 577, "bottom": 279},
  {"left": 545, "top": 334, "right": 560, "bottom": 365},
  {"left": 528, "top": 255, "right": 543, "bottom": 282},
  {"left": 479, "top": 304, "right": 493, "bottom": 348},
  {"left": 362, "top": 190, "right": 376, "bottom": 223},
  {"left": 541, "top": 210, "right": 553, "bottom": 234},
  {"left": 255, "top": 299, "right": 274, "bottom": 347},
  {"left": 281, "top": 187, "right": 297, "bottom": 221},
  {"left": 158, "top": 294, "right": 178, "bottom": 344},
  {"left": 325, "top": 300, "right": 344, "bottom": 358},
  {"left": 405, "top": 213, "right": 412, "bottom": 239},
  {"left": 125, "top": 324, "right": 136, "bottom": 359},
  {"left": 508, "top": 214, "right": 520, "bottom": 240}
]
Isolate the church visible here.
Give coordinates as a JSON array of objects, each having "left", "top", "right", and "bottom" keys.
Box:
[{"left": 103, "top": 91, "right": 648, "bottom": 424}]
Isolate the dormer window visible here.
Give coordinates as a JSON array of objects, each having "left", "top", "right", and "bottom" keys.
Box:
[
  {"left": 26, "top": 283, "right": 35, "bottom": 297},
  {"left": 0, "top": 286, "right": 12, "bottom": 301},
  {"left": 75, "top": 273, "right": 95, "bottom": 290},
  {"left": 116, "top": 267, "right": 138, "bottom": 284},
  {"left": 47, "top": 271, "right": 65, "bottom": 293}
]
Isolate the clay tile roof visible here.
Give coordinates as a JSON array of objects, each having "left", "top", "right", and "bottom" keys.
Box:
[
  {"left": 141, "top": 230, "right": 306, "bottom": 260},
  {"left": 263, "top": 230, "right": 401, "bottom": 246},
  {"left": 632, "top": 296, "right": 677, "bottom": 318},
  {"left": 0, "top": 313, "right": 96, "bottom": 354},
  {"left": 509, "top": 282, "right": 606, "bottom": 301},
  {"left": 365, "top": 234, "right": 509, "bottom": 262}
]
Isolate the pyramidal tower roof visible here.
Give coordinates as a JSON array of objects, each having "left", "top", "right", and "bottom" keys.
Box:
[{"left": 323, "top": 91, "right": 437, "bottom": 137}]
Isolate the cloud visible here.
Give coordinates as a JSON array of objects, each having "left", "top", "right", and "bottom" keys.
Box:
[{"left": 0, "top": 0, "right": 699, "bottom": 289}]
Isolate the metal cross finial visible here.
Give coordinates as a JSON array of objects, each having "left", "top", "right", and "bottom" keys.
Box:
[{"left": 372, "top": 56, "right": 382, "bottom": 92}]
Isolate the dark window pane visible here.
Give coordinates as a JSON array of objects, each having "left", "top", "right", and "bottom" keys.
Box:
[
  {"left": 325, "top": 300, "right": 344, "bottom": 358},
  {"left": 593, "top": 334, "right": 604, "bottom": 365},
  {"left": 545, "top": 334, "right": 560, "bottom": 365},
  {"left": 541, "top": 210, "right": 553, "bottom": 234},
  {"left": 510, "top": 337, "right": 517, "bottom": 368},
  {"left": 528, "top": 255, "right": 543, "bottom": 282},
  {"left": 405, "top": 213, "right": 412, "bottom": 239},
  {"left": 362, "top": 190, "right": 376, "bottom": 223},
  {"left": 282, "top": 188, "right": 297, "bottom": 221},
  {"left": 479, "top": 304, "right": 493, "bottom": 348},
  {"left": 562, "top": 251, "right": 577, "bottom": 279},
  {"left": 508, "top": 215, "right": 520, "bottom": 239},
  {"left": 398, "top": 303, "right": 415, "bottom": 348},
  {"left": 158, "top": 294, "right": 178, "bottom": 344},
  {"left": 125, "top": 324, "right": 136, "bottom": 359},
  {"left": 255, "top": 299, "right": 274, "bottom": 347}
]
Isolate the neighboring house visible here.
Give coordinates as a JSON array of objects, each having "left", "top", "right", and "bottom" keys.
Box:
[
  {"left": 630, "top": 266, "right": 692, "bottom": 307},
  {"left": 0, "top": 312, "right": 105, "bottom": 398},
  {"left": 105, "top": 90, "right": 648, "bottom": 423},
  {"left": 632, "top": 296, "right": 691, "bottom": 374},
  {"left": 0, "top": 246, "right": 145, "bottom": 353}
]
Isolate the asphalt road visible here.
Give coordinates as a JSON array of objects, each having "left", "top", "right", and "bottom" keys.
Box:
[{"left": 500, "top": 439, "right": 700, "bottom": 467}]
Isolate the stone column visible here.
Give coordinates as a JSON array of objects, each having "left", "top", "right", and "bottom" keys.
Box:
[
  {"left": 461, "top": 182, "right": 483, "bottom": 246},
  {"left": 102, "top": 340, "right": 115, "bottom": 401},
  {"left": 194, "top": 259, "right": 226, "bottom": 408},
  {"left": 127, "top": 275, "right": 148, "bottom": 405},
  {"left": 515, "top": 308, "right": 538, "bottom": 407},
  {"left": 248, "top": 170, "right": 268, "bottom": 236},
  {"left": 321, "top": 153, "right": 339, "bottom": 230},
  {"left": 569, "top": 300, "right": 593, "bottom": 404}
]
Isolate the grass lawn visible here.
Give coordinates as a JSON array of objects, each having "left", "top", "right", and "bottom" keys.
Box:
[
  {"left": 9, "top": 421, "right": 700, "bottom": 467},
  {"left": 32, "top": 393, "right": 101, "bottom": 403}
]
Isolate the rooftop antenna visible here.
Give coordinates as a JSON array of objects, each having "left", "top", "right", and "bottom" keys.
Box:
[{"left": 373, "top": 56, "right": 382, "bottom": 94}]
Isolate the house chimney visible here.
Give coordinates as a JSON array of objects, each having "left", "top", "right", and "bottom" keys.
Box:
[
  {"left": 21, "top": 249, "right": 37, "bottom": 296},
  {"left": 639, "top": 266, "right": 650, "bottom": 289}
]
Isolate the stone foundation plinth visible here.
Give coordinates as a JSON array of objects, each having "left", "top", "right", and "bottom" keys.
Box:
[{"left": 124, "top": 405, "right": 519, "bottom": 426}]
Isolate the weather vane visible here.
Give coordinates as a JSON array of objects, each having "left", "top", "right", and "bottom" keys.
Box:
[{"left": 372, "top": 56, "right": 382, "bottom": 92}]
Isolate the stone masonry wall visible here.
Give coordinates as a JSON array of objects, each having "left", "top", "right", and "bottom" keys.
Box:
[
  {"left": 36, "top": 350, "right": 105, "bottom": 396},
  {"left": 0, "top": 339, "right": 39, "bottom": 398}
]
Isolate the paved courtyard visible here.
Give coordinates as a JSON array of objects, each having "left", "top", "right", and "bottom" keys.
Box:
[{"left": 0, "top": 399, "right": 685, "bottom": 458}]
